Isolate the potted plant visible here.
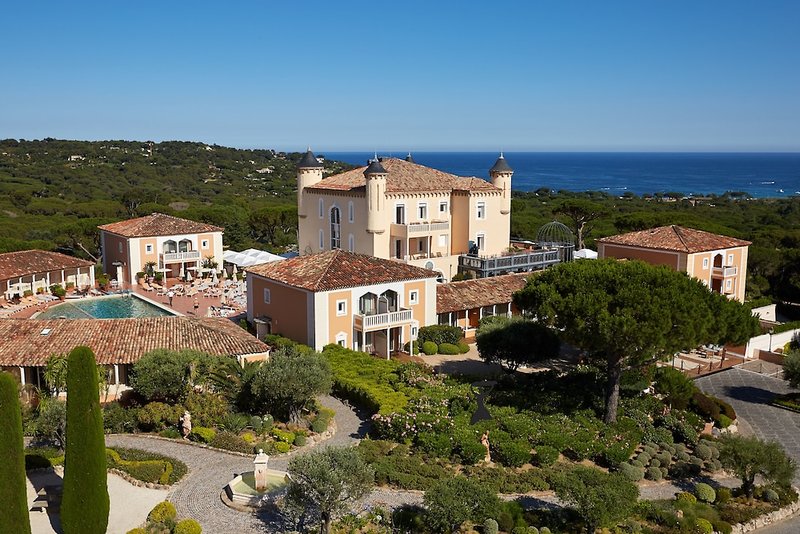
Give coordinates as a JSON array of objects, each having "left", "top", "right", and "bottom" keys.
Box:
[
  {"left": 65, "top": 282, "right": 75, "bottom": 291},
  {"left": 154, "top": 272, "right": 163, "bottom": 283},
  {"left": 97, "top": 274, "right": 109, "bottom": 290},
  {"left": 136, "top": 271, "right": 146, "bottom": 285},
  {"left": 50, "top": 284, "right": 67, "bottom": 300}
]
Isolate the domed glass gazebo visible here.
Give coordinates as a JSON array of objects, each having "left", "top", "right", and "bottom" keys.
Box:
[{"left": 536, "top": 221, "right": 575, "bottom": 262}]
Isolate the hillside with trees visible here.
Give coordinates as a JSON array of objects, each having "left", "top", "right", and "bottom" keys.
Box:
[
  {"left": 1, "top": 139, "right": 798, "bottom": 303},
  {"left": 0, "top": 138, "right": 352, "bottom": 258}
]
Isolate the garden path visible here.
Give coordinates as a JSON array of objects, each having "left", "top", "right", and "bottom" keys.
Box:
[{"left": 105, "top": 395, "right": 367, "bottom": 534}]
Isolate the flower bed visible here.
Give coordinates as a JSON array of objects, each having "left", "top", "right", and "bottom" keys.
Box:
[{"left": 772, "top": 392, "right": 800, "bottom": 413}]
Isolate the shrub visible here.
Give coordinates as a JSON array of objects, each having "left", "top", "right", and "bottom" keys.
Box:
[
  {"left": 717, "top": 414, "right": 733, "bottom": 428},
  {"left": 249, "top": 416, "right": 263, "bottom": 434},
  {"left": 103, "top": 402, "right": 137, "bottom": 434},
  {"left": 274, "top": 441, "right": 291, "bottom": 454},
  {"left": 494, "top": 439, "right": 531, "bottom": 468},
  {"left": 271, "top": 427, "right": 296, "bottom": 444},
  {"left": 694, "top": 483, "right": 716, "bottom": 503},
  {"left": 423, "top": 477, "right": 501, "bottom": 533},
  {"left": 455, "top": 432, "right": 487, "bottom": 465},
  {"left": 694, "top": 443, "right": 712, "bottom": 461},
  {"left": 210, "top": 431, "right": 252, "bottom": 454},
  {"left": 0, "top": 372, "right": 30, "bottom": 534},
  {"left": 619, "top": 462, "right": 645, "bottom": 482},
  {"left": 438, "top": 342, "right": 461, "bottom": 355},
  {"left": 763, "top": 488, "right": 780, "bottom": 503},
  {"left": 294, "top": 434, "right": 307, "bottom": 447},
  {"left": 183, "top": 392, "right": 228, "bottom": 428},
  {"left": 533, "top": 446, "right": 559, "bottom": 467},
  {"left": 311, "top": 407, "right": 335, "bottom": 433},
  {"left": 422, "top": 341, "right": 438, "bottom": 355},
  {"left": 711, "top": 520, "right": 733, "bottom": 534},
  {"left": 418, "top": 325, "right": 463, "bottom": 346},
  {"left": 136, "top": 402, "right": 183, "bottom": 432},
  {"left": 484, "top": 518, "right": 499, "bottom": 534},
  {"left": 62, "top": 346, "right": 109, "bottom": 534},
  {"left": 174, "top": 519, "right": 202, "bottom": 534},
  {"left": 219, "top": 413, "right": 249, "bottom": 434},
  {"left": 715, "top": 487, "right": 732, "bottom": 505},
  {"left": 130, "top": 350, "right": 202, "bottom": 403},
  {"left": 457, "top": 341, "right": 470, "bottom": 353},
  {"left": 694, "top": 518, "right": 713, "bottom": 534},
  {"left": 262, "top": 414, "right": 274, "bottom": 430},
  {"left": 148, "top": 501, "right": 177, "bottom": 524},
  {"left": 417, "top": 432, "right": 453, "bottom": 458},
  {"left": 653, "top": 367, "right": 696, "bottom": 409},
  {"left": 719, "top": 435, "right": 797, "bottom": 498},
  {"left": 691, "top": 391, "right": 721, "bottom": 421},
  {"left": 676, "top": 492, "right": 697, "bottom": 505},
  {"left": 159, "top": 428, "right": 181, "bottom": 439},
  {"left": 35, "top": 399, "right": 67, "bottom": 449},
  {"left": 189, "top": 427, "right": 216, "bottom": 444},
  {"left": 551, "top": 466, "right": 639, "bottom": 533},
  {"left": 126, "top": 529, "right": 146, "bottom": 534},
  {"left": 646, "top": 466, "right": 663, "bottom": 481}
]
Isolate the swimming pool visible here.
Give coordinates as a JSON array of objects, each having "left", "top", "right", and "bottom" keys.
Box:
[{"left": 36, "top": 294, "right": 176, "bottom": 319}]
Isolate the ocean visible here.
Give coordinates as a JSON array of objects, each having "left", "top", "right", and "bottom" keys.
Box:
[{"left": 324, "top": 152, "right": 800, "bottom": 199}]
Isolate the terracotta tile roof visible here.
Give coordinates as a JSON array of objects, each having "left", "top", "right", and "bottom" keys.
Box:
[
  {"left": 597, "top": 225, "right": 751, "bottom": 254},
  {"left": 0, "top": 317, "right": 269, "bottom": 367},
  {"left": 246, "top": 249, "right": 437, "bottom": 292},
  {"left": 0, "top": 250, "right": 94, "bottom": 282},
  {"left": 98, "top": 213, "right": 223, "bottom": 238},
  {"left": 437, "top": 273, "right": 530, "bottom": 314},
  {"left": 306, "top": 157, "right": 499, "bottom": 194}
]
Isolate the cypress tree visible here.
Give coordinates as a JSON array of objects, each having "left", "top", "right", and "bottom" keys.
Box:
[
  {"left": 0, "top": 372, "right": 31, "bottom": 534},
  {"left": 61, "top": 346, "right": 109, "bottom": 534}
]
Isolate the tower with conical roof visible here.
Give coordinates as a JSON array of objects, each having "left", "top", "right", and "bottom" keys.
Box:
[
  {"left": 297, "top": 148, "right": 323, "bottom": 220},
  {"left": 364, "top": 157, "right": 387, "bottom": 236},
  {"left": 489, "top": 153, "right": 513, "bottom": 215}
]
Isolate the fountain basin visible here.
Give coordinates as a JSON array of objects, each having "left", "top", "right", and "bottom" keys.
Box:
[{"left": 224, "top": 470, "right": 288, "bottom": 507}]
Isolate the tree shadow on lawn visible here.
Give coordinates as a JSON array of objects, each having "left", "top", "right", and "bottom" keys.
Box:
[{"left": 722, "top": 385, "right": 779, "bottom": 405}]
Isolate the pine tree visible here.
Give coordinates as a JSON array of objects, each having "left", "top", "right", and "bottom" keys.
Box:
[
  {"left": 61, "top": 346, "right": 109, "bottom": 534},
  {"left": 0, "top": 372, "right": 31, "bottom": 534}
]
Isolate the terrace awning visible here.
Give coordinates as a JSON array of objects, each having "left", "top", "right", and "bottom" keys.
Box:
[{"left": 223, "top": 248, "right": 285, "bottom": 268}]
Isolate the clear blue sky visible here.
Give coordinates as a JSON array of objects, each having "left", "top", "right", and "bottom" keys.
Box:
[{"left": 2, "top": 1, "right": 799, "bottom": 151}]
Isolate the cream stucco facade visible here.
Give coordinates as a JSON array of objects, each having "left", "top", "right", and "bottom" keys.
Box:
[
  {"left": 296, "top": 153, "right": 512, "bottom": 281},
  {"left": 247, "top": 272, "right": 438, "bottom": 356}
]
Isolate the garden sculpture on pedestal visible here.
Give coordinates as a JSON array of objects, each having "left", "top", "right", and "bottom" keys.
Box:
[
  {"left": 254, "top": 449, "right": 270, "bottom": 492},
  {"left": 481, "top": 431, "right": 492, "bottom": 463},
  {"left": 180, "top": 411, "right": 192, "bottom": 439}
]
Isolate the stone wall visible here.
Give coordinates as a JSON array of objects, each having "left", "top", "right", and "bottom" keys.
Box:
[{"left": 731, "top": 496, "right": 800, "bottom": 534}]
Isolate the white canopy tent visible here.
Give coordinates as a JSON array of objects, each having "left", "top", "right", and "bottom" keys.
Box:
[
  {"left": 223, "top": 248, "right": 285, "bottom": 269},
  {"left": 574, "top": 248, "right": 598, "bottom": 260}
]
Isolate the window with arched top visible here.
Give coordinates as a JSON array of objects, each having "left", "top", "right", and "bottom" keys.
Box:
[
  {"left": 713, "top": 254, "right": 723, "bottom": 268},
  {"left": 178, "top": 239, "right": 192, "bottom": 253},
  {"left": 163, "top": 240, "right": 177, "bottom": 253},
  {"left": 330, "top": 207, "right": 341, "bottom": 249}
]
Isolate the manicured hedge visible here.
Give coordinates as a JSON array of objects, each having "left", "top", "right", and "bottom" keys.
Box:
[
  {"left": 323, "top": 344, "right": 409, "bottom": 414},
  {"left": 421, "top": 341, "right": 438, "bottom": 355},
  {"left": 417, "top": 325, "right": 463, "bottom": 346},
  {"left": 438, "top": 343, "right": 461, "bottom": 355}
]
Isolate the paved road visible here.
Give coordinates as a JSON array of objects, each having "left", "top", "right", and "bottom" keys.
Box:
[
  {"left": 106, "top": 395, "right": 366, "bottom": 534},
  {"left": 695, "top": 367, "right": 800, "bottom": 532}
]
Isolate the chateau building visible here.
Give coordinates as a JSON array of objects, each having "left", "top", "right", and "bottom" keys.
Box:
[
  {"left": 99, "top": 213, "right": 224, "bottom": 284},
  {"left": 597, "top": 225, "right": 750, "bottom": 302},
  {"left": 295, "top": 150, "right": 514, "bottom": 282},
  {"left": 246, "top": 250, "right": 438, "bottom": 355}
]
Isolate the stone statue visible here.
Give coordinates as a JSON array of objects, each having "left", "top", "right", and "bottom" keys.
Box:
[
  {"left": 481, "top": 431, "right": 491, "bottom": 463},
  {"left": 180, "top": 411, "right": 192, "bottom": 439}
]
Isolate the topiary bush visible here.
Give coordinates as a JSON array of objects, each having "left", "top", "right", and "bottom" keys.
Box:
[
  {"left": 147, "top": 501, "right": 177, "bottom": 524},
  {"left": 174, "top": 518, "right": 202, "bottom": 534},
  {"left": 675, "top": 492, "right": 697, "bottom": 505},
  {"left": 0, "top": 372, "right": 30, "bottom": 534},
  {"left": 763, "top": 488, "right": 780, "bottom": 503},
  {"left": 438, "top": 342, "right": 461, "bottom": 355},
  {"left": 457, "top": 341, "right": 470, "bottom": 353},
  {"left": 619, "top": 462, "right": 645, "bottom": 482},
  {"left": 484, "top": 518, "right": 499, "bottom": 534},
  {"left": 61, "top": 346, "right": 109, "bottom": 534},
  {"left": 694, "top": 482, "right": 716, "bottom": 503},
  {"left": 646, "top": 466, "right": 663, "bottom": 481},
  {"left": 694, "top": 443, "right": 712, "bottom": 460},
  {"left": 694, "top": 518, "right": 713, "bottom": 534},
  {"left": 715, "top": 487, "right": 731, "bottom": 505},
  {"left": 421, "top": 341, "right": 438, "bottom": 355}
]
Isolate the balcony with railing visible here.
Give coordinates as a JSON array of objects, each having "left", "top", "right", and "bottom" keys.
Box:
[
  {"left": 390, "top": 220, "right": 450, "bottom": 239},
  {"left": 459, "top": 249, "right": 561, "bottom": 277},
  {"left": 354, "top": 308, "right": 414, "bottom": 332},
  {"left": 712, "top": 265, "right": 737, "bottom": 277},
  {"left": 161, "top": 250, "right": 201, "bottom": 263}
]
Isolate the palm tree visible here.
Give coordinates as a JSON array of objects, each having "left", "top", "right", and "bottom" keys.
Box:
[
  {"left": 43, "top": 354, "right": 68, "bottom": 397},
  {"left": 208, "top": 359, "right": 262, "bottom": 412}
]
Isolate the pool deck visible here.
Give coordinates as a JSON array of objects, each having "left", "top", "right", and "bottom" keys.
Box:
[{"left": 6, "top": 280, "right": 246, "bottom": 321}]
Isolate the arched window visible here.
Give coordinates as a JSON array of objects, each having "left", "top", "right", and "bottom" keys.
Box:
[
  {"left": 178, "top": 239, "right": 192, "bottom": 253},
  {"left": 330, "top": 207, "right": 341, "bottom": 249},
  {"left": 163, "top": 240, "right": 177, "bottom": 253},
  {"left": 348, "top": 234, "right": 355, "bottom": 252},
  {"left": 713, "top": 254, "right": 723, "bottom": 268},
  {"left": 348, "top": 201, "right": 354, "bottom": 223}
]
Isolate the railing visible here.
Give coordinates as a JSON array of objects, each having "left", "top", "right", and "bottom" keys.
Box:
[
  {"left": 712, "top": 265, "right": 737, "bottom": 277},
  {"left": 459, "top": 249, "right": 561, "bottom": 276},
  {"left": 390, "top": 221, "right": 450, "bottom": 237},
  {"left": 161, "top": 251, "right": 201, "bottom": 262},
  {"left": 354, "top": 308, "right": 413, "bottom": 331}
]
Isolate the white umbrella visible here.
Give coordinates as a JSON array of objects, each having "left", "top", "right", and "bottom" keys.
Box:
[
  {"left": 211, "top": 270, "right": 218, "bottom": 285},
  {"left": 186, "top": 272, "right": 193, "bottom": 282},
  {"left": 179, "top": 265, "right": 185, "bottom": 279},
  {"left": 231, "top": 264, "right": 238, "bottom": 276},
  {"left": 220, "top": 268, "right": 228, "bottom": 280}
]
